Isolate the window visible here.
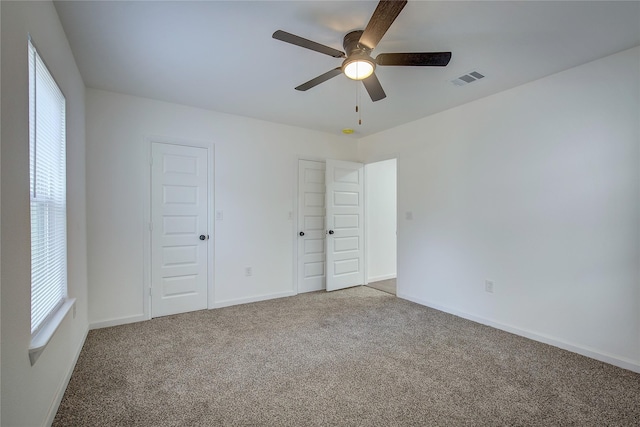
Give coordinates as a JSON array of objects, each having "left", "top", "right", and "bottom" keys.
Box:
[{"left": 28, "top": 38, "right": 68, "bottom": 346}]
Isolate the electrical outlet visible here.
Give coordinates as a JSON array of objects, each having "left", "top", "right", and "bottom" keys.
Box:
[
  {"left": 215, "top": 210, "right": 223, "bottom": 220},
  {"left": 405, "top": 211, "right": 413, "bottom": 220},
  {"left": 485, "top": 280, "right": 494, "bottom": 293},
  {"left": 245, "top": 267, "right": 252, "bottom": 276}
]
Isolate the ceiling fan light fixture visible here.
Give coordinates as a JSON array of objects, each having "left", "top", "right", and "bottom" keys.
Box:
[{"left": 342, "top": 56, "right": 375, "bottom": 80}]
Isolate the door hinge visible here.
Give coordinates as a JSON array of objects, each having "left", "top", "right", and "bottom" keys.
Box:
[
  {"left": 149, "top": 156, "right": 153, "bottom": 165},
  {"left": 149, "top": 222, "right": 153, "bottom": 231},
  {"left": 149, "top": 287, "right": 152, "bottom": 296}
]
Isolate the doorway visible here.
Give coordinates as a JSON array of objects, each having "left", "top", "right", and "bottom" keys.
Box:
[{"left": 365, "top": 158, "right": 397, "bottom": 295}]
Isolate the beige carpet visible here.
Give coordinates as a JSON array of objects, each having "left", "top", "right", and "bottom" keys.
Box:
[{"left": 54, "top": 286, "right": 640, "bottom": 426}]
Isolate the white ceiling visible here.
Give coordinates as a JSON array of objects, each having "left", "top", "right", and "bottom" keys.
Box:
[{"left": 54, "top": 1, "right": 640, "bottom": 137}]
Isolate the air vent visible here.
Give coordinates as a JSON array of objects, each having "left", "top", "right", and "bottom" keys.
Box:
[{"left": 451, "top": 70, "right": 485, "bottom": 87}]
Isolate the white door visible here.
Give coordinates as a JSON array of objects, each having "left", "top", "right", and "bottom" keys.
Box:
[
  {"left": 325, "top": 160, "right": 364, "bottom": 291},
  {"left": 297, "top": 160, "right": 326, "bottom": 292},
  {"left": 151, "top": 142, "right": 209, "bottom": 317}
]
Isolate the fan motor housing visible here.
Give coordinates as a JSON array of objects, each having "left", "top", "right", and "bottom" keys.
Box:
[
  {"left": 342, "top": 30, "right": 376, "bottom": 80},
  {"left": 343, "top": 30, "right": 370, "bottom": 56}
]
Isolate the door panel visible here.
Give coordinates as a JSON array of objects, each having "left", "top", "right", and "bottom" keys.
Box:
[
  {"left": 326, "top": 160, "right": 364, "bottom": 291},
  {"left": 297, "top": 160, "right": 326, "bottom": 292},
  {"left": 151, "top": 142, "right": 208, "bottom": 317}
]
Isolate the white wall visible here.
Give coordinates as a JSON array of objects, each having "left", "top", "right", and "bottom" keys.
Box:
[
  {"left": 359, "top": 47, "right": 640, "bottom": 372},
  {"left": 86, "top": 89, "right": 358, "bottom": 327},
  {"left": 1, "top": 2, "right": 89, "bottom": 426},
  {"left": 365, "top": 159, "right": 397, "bottom": 282}
]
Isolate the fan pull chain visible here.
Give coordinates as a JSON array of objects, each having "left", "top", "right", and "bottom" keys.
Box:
[
  {"left": 355, "top": 81, "right": 362, "bottom": 125},
  {"left": 355, "top": 81, "right": 359, "bottom": 115}
]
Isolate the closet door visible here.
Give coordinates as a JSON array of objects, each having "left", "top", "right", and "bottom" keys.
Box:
[{"left": 325, "top": 160, "right": 364, "bottom": 291}]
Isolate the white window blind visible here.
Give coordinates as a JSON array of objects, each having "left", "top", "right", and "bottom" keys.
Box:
[{"left": 29, "top": 40, "right": 68, "bottom": 336}]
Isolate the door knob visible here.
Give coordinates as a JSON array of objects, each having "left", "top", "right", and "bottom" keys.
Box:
[
  {"left": 299, "top": 231, "right": 305, "bottom": 236},
  {"left": 328, "top": 230, "right": 334, "bottom": 235},
  {"left": 199, "top": 235, "right": 206, "bottom": 241}
]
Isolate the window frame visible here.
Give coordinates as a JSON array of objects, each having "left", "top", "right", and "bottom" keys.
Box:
[{"left": 27, "top": 36, "right": 75, "bottom": 366}]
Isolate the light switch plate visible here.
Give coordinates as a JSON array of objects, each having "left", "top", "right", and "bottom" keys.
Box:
[{"left": 485, "top": 280, "right": 494, "bottom": 293}]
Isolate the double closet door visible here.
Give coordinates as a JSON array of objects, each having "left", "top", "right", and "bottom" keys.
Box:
[{"left": 297, "top": 159, "right": 364, "bottom": 293}]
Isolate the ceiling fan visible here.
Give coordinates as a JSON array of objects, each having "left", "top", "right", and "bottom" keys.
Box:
[{"left": 273, "top": 0, "right": 452, "bottom": 102}]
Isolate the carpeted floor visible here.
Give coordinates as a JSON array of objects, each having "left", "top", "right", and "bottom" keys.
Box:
[{"left": 54, "top": 286, "right": 640, "bottom": 426}]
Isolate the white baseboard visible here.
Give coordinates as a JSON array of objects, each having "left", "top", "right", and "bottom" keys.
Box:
[
  {"left": 367, "top": 274, "right": 396, "bottom": 284},
  {"left": 298, "top": 285, "right": 325, "bottom": 293},
  {"left": 397, "top": 292, "right": 640, "bottom": 374},
  {"left": 45, "top": 325, "right": 89, "bottom": 427},
  {"left": 89, "top": 313, "right": 147, "bottom": 330},
  {"left": 213, "top": 290, "right": 297, "bottom": 309},
  {"left": 89, "top": 291, "right": 299, "bottom": 328}
]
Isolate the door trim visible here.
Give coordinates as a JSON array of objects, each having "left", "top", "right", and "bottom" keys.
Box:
[{"left": 143, "top": 136, "right": 215, "bottom": 320}]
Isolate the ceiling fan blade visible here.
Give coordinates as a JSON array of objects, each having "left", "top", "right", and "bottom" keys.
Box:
[
  {"left": 273, "top": 30, "right": 345, "bottom": 58},
  {"left": 359, "top": 0, "right": 408, "bottom": 50},
  {"left": 376, "top": 52, "right": 452, "bottom": 67},
  {"left": 362, "top": 72, "right": 386, "bottom": 102},
  {"left": 295, "top": 68, "right": 343, "bottom": 91}
]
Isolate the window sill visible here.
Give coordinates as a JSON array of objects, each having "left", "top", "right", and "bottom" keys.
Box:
[{"left": 29, "top": 298, "right": 76, "bottom": 366}]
